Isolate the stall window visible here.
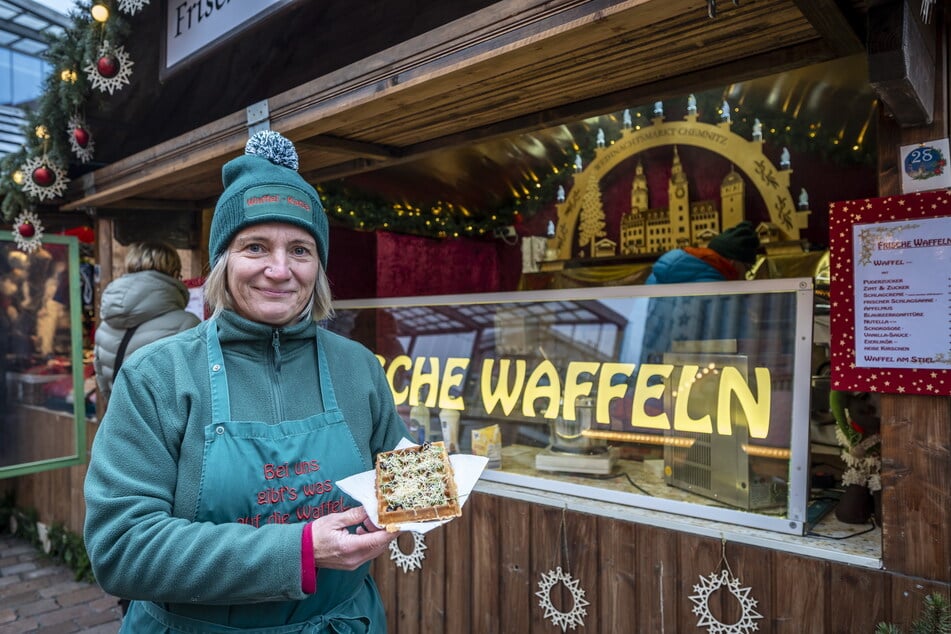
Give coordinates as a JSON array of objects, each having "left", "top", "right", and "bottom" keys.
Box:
[
  {"left": 1, "top": 233, "right": 87, "bottom": 477},
  {"left": 329, "top": 278, "right": 814, "bottom": 535}
]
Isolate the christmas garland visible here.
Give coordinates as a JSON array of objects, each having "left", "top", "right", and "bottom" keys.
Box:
[
  {"left": 319, "top": 183, "right": 519, "bottom": 239},
  {"left": 0, "top": 0, "right": 138, "bottom": 224}
]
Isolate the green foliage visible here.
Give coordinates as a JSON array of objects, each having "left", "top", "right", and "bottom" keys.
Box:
[
  {"left": 0, "top": 0, "right": 131, "bottom": 223},
  {"left": 319, "top": 183, "right": 517, "bottom": 239},
  {"left": 0, "top": 496, "right": 95, "bottom": 583},
  {"left": 47, "top": 521, "right": 94, "bottom": 582},
  {"left": 830, "top": 389, "right": 862, "bottom": 446},
  {"left": 0, "top": 148, "right": 30, "bottom": 222},
  {"left": 876, "top": 593, "right": 951, "bottom": 634}
]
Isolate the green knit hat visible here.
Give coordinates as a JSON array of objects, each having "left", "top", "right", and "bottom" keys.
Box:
[
  {"left": 210, "top": 131, "right": 328, "bottom": 267},
  {"left": 708, "top": 220, "right": 759, "bottom": 264}
]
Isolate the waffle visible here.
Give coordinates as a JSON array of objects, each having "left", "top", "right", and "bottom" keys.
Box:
[{"left": 375, "top": 441, "right": 461, "bottom": 531}]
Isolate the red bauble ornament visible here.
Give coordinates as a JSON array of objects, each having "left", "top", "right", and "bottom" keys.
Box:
[
  {"left": 513, "top": 211, "right": 523, "bottom": 226},
  {"left": 97, "top": 55, "right": 119, "bottom": 78},
  {"left": 17, "top": 222, "right": 34, "bottom": 238},
  {"left": 32, "top": 166, "right": 54, "bottom": 187},
  {"left": 73, "top": 127, "right": 90, "bottom": 148}
]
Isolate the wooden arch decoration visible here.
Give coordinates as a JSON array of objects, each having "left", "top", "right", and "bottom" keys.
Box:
[{"left": 549, "top": 113, "right": 810, "bottom": 260}]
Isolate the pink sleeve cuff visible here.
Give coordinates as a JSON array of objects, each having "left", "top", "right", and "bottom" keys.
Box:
[{"left": 301, "top": 522, "right": 317, "bottom": 594}]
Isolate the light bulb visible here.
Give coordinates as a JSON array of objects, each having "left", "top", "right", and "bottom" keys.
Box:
[
  {"left": 12, "top": 170, "right": 24, "bottom": 184},
  {"left": 91, "top": 4, "right": 109, "bottom": 22}
]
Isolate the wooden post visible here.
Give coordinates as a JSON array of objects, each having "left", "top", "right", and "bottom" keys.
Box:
[{"left": 875, "top": 9, "right": 951, "bottom": 583}]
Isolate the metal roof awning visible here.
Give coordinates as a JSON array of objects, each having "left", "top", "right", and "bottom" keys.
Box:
[{"left": 0, "top": 0, "right": 69, "bottom": 58}]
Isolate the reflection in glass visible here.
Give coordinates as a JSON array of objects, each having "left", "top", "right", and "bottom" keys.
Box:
[
  {"left": 328, "top": 281, "right": 813, "bottom": 534},
  {"left": 1, "top": 234, "right": 83, "bottom": 472}
]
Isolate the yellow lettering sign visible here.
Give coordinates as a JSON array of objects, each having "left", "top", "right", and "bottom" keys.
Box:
[{"left": 378, "top": 356, "right": 773, "bottom": 438}]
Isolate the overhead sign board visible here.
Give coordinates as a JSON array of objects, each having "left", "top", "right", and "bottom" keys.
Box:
[{"left": 163, "top": 0, "right": 294, "bottom": 75}]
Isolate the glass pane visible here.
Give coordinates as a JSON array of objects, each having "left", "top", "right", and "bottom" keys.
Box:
[
  {"left": 0, "top": 234, "right": 85, "bottom": 475},
  {"left": 0, "top": 49, "right": 12, "bottom": 104},
  {"left": 10, "top": 51, "right": 43, "bottom": 104},
  {"left": 329, "top": 280, "right": 814, "bottom": 534}
]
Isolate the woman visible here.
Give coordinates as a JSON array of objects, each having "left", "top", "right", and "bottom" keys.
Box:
[
  {"left": 94, "top": 240, "right": 200, "bottom": 406},
  {"left": 84, "top": 131, "right": 408, "bottom": 633}
]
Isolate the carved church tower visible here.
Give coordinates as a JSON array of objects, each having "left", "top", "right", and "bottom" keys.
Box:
[
  {"left": 631, "top": 160, "right": 648, "bottom": 212},
  {"left": 720, "top": 165, "right": 745, "bottom": 230},
  {"left": 620, "top": 160, "right": 649, "bottom": 254},
  {"left": 668, "top": 146, "right": 690, "bottom": 249}
]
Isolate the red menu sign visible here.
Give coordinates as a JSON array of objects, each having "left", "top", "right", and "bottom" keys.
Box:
[{"left": 830, "top": 189, "right": 951, "bottom": 395}]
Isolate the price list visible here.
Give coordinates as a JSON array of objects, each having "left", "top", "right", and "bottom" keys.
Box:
[{"left": 853, "top": 216, "right": 951, "bottom": 370}]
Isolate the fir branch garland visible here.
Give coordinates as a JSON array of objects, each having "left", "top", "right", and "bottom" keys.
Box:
[
  {"left": 319, "top": 183, "right": 517, "bottom": 239},
  {"left": 0, "top": 1, "right": 130, "bottom": 223}
]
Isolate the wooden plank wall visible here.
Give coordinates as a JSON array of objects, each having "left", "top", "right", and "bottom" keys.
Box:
[
  {"left": 3, "top": 418, "right": 93, "bottom": 535},
  {"left": 373, "top": 492, "right": 950, "bottom": 633},
  {"left": 875, "top": 6, "right": 951, "bottom": 585}
]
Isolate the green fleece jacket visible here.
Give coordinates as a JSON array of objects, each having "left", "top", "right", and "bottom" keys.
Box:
[{"left": 83, "top": 309, "right": 408, "bottom": 609}]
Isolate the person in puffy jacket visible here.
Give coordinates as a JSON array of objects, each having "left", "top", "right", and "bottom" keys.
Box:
[
  {"left": 645, "top": 220, "right": 760, "bottom": 284},
  {"left": 93, "top": 241, "right": 200, "bottom": 405},
  {"left": 640, "top": 221, "right": 761, "bottom": 364}
]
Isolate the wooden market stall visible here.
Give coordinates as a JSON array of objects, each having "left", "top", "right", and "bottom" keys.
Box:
[{"left": 3, "top": 0, "right": 949, "bottom": 631}]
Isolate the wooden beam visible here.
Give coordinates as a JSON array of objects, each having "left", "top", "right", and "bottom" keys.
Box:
[
  {"left": 305, "top": 39, "right": 834, "bottom": 184},
  {"left": 60, "top": 110, "right": 248, "bottom": 211},
  {"left": 93, "top": 198, "right": 207, "bottom": 211},
  {"left": 62, "top": 0, "right": 837, "bottom": 210},
  {"left": 298, "top": 135, "right": 404, "bottom": 160},
  {"left": 792, "top": 0, "right": 865, "bottom": 56},
  {"left": 868, "top": 0, "right": 937, "bottom": 126}
]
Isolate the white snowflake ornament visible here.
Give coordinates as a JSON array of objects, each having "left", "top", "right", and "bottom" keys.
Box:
[
  {"left": 12, "top": 210, "right": 44, "bottom": 253},
  {"left": 67, "top": 115, "right": 95, "bottom": 163},
  {"left": 689, "top": 569, "right": 763, "bottom": 634},
  {"left": 389, "top": 532, "right": 427, "bottom": 573},
  {"left": 19, "top": 156, "right": 69, "bottom": 201},
  {"left": 84, "top": 42, "right": 133, "bottom": 95},
  {"left": 118, "top": 0, "right": 150, "bottom": 15},
  {"left": 535, "top": 566, "right": 589, "bottom": 631}
]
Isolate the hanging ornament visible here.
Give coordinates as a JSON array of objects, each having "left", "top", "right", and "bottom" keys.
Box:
[
  {"left": 19, "top": 156, "right": 69, "bottom": 201},
  {"left": 84, "top": 41, "right": 134, "bottom": 95},
  {"left": 534, "top": 508, "right": 589, "bottom": 632},
  {"left": 535, "top": 566, "right": 589, "bottom": 632},
  {"left": 12, "top": 210, "right": 44, "bottom": 253},
  {"left": 688, "top": 540, "right": 763, "bottom": 634},
  {"left": 388, "top": 532, "right": 427, "bottom": 573},
  {"left": 118, "top": 0, "right": 150, "bottom": 15},
  {"left": 68, "top": 115, "right": 95, "bottom": 163}
]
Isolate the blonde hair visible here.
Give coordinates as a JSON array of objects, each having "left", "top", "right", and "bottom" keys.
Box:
[
  {"left": 125, "top": 241, "right": 182, "bottom": 278},
  {"left": 203, "top": 251, "right": 334, "bottom": 322}
]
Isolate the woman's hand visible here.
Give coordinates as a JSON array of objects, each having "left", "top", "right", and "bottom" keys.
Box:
[{"left": 311, "top": 506, "right": 400, "bottom": 570}]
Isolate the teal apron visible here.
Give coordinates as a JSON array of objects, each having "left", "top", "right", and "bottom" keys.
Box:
[{"left": 122, "top": 322, "right": 385, "bottom": 633}]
